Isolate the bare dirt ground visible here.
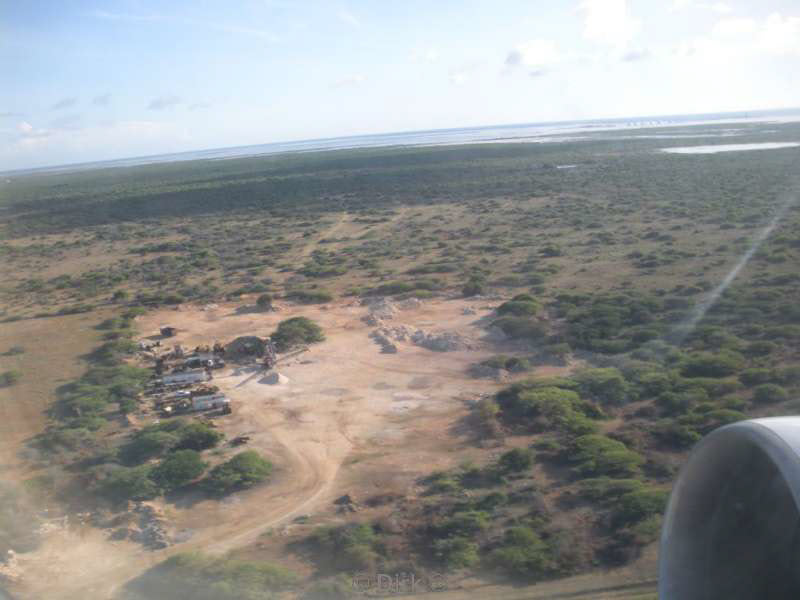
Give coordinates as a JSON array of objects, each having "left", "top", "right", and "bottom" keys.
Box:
[{"left": 4, "top": 296, "right": 655, "bottom": 599}]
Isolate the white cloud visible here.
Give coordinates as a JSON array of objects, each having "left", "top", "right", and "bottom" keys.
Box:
[
  {"left": 621, "top": 48, "right": 650, "bottom": 62},
  {"left": 3, "top": 119, "right": 190, "bottom": 170},
  {"left": 671, "top": 0, "right": 732, "bottom": 13},
  {"left": 337, "top": 9, "right": 360, "bottom": 27},
  {"left": 676, "top": 12, "right": 800, "bottom": 61},
  {"left": 15, "top": 121, "right": 50, "bottom": 140},
  {"left": 577, "top": 0, "right": 640, "bottom": 47},
  {"left": 505, "top": 39, "right": 559, "bottom": 73},
  {"left": 760, "top": 13, "right": 800, "bottom": 55},
  {"left": 147, "top": 95, "right": 181, "bottom": 110},
  {"left": 331, "top": 74, "right": 366, "bottom": 88},
  {"left": 449, "top": 72, "right": 468, "bottom": 86},
  {"left": 51, "top": 97, "right": 78, "bottom": 110},
  {"left": 412, "top": 48, "right": 440, "bottom": 63},
  {"left": 710, "top": 3, "right": 733, "bottom": 14},
  {"left": 89, "top": 10, "right": 278, "bottom": 41},
  {"left": 712, "top": 17, "right": 757, "bottom": 37}
]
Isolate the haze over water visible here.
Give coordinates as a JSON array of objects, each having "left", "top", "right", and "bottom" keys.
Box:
[{"left": 6, "top": 108, "right": 800, "bottom": 178}]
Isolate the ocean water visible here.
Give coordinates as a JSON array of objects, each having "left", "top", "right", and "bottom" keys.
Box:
[{"left": 6, "top": 107, "right": 800, "bottom": 177}]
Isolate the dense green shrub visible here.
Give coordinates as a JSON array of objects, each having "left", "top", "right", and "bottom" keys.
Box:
[
  {"left": 130, "top": 552, "right": 298, "bottom": 600},
  {"left": 462, "top": 277, "right": 486, "bottom": 297},
  {"left": 119, "top": 428, "right": 181, "bottom": 464},
  {"left": 496, "top": 295, "right": 541, "bottom": 317},
  {"left": 287, "top": 289, "right": 333, "bottom": 304},
  {"left": 309, "top": 524, "right": 380, "bottom": 571},
  {"left": 434, "top": 510, "right": 489, "bottom": 537},
  {"left": 612, "top": 489, "right": 669, "bottom": 528},
  {"left": 255, "top": 293, "right": 273, "bottom": 310},
  {"left": 99, "top": 465, "right": 159, "bottom": 502},
  {"left": 681, "top": 352, "right": 744, "bottom": 378},
  {"left": 149, "top": 450, "right": 207, "bottom": 491},
  {"left": 175, "top": 422, "right": 225, "bottom": 451},
  {"left": 739, "top": 368, "right": 775, "bottom": 387},
  {"left": 498, "top": 448, "right": 534, "bottom": 472},
  {"left": 492, "top": 316, "right": 546, "bottom": 341},
  {"left": 432, "top": 536, "right": 479, "bottom": 567},
  {"left": 578, "top": 477, "right": 645, "bottom": 502},
  {"left": 205, "top": 451, "right": 273, "bottom": 495},
  {"left": 568, "top": 435, "right": 644, "bottom": 478},
  {"left": 752, "top": 383, "right": 789, "bottom": 404},
  {"left": 487, "top": 526, "right": 552, "bottom": 578},
  {"left": 575, "top": 368, "right": 632, "bottom": 406},
  {"left": 270, "top": 317, "right": 325, "bottom": 352},
  {"left": 497, "top": 385, "right": 598, "bottom": 435},
  {"left": 0, "top": 370, "right": 22, "bottom": 387}
]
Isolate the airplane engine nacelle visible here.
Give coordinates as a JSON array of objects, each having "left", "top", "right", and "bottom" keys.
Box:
[{"left": 659, "top": 417, "right": 800, "bottom": 599}]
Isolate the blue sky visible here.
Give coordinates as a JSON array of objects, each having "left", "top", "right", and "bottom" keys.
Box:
[{"left": 1, "top": 0, "right": 799, "bottom": 170}]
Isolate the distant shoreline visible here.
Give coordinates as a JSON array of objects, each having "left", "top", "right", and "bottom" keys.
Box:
[{"left": 4, "top": 106, "right": 799, "bottom": 178}]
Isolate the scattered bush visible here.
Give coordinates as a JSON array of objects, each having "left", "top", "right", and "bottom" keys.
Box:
[
  {"left": 131, "top": 552, "right": 298, "bottom": 600},
  {"left": 496, "top": 295, "right": 541, "bottom": 317},
  {"left": 0, "top": 370, "right": 21, "bottom": 387},
  {"left": 752, "top": 383, "right": 789, "bottom": 404},
  {"left": 310, "top": 524, "right": 380, "bottom": 571},
  {"left": 433, "top": 536, "right": 479, "bottom": 567}
]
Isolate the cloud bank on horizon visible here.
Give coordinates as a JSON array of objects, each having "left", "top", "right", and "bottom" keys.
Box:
[{"left": 1, "top": 0, "right": 798, "bottom": 170}]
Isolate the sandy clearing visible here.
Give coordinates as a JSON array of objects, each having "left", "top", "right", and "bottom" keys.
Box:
[{"left": 10, "top": 295, "right": 521, "bottom": 599}]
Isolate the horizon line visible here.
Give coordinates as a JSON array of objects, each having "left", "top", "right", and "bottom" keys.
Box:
[{"left": 5, "top": 105, "right": 800, "bottom": 177}]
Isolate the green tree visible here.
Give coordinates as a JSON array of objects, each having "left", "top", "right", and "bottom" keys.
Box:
[
  {"left": 150, "top": 450, "right": 207, "bottom": 491},
  {"left": 99, "top": 465, "right": 159, "bottom": 502},
  {"left": 119, "top": 430, "right": 180, "bottom": 464},
  {"left": 498, "top": 448, "right": 534, "bottom": 473},
  {"left": 255, "top": 293, "right": 273, "bottom": 310},
  {"left": 176, "top": 422, "right": 224, "bottom": 451},
  {"left": 205, "top": 451, "right": 273, "bottom": 495},
  {"left": 270, "top": 317, "right": 325, "bottom": 352},
  {"left": 488, "top": 526, "right": 551, "bottom": 578}
]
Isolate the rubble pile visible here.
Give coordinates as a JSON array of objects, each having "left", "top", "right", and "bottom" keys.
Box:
[
  {"left": 410, "top": 330, "right": 474, "bottom": 352},
  {"left": 263, "top": 371, "right": 290, "bottom": 384},
  {"left": 134, "top": 503, "right": 170, "bottom": 549},
  {"left": 0, "top": 550, "right": 21, "bottom": 584},
  {"left": 361, "top": 297, "right": 399, "bottom": 326},
  {"left": 469, "top": 364, "right": 510, "bottom": 381},
  {"left": 369, "top": 330, "right": 398, "bottom": 354},
  {"left": 333, "top": 493, "right": 361, "bottom": 514}
]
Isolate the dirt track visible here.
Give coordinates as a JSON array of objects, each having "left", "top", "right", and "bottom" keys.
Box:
[
  {"left": 8, "top": 296, "right": 513, "bottom": 599},
  {"left": 5, "top": 296, "right": 660, "bottom": 599}
]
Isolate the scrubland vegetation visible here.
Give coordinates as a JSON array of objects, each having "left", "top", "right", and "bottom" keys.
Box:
[{"left": 1, "top": 120, "right": 799, "bottom": 598}]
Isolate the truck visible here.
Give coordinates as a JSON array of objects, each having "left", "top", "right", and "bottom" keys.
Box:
[
  {"left": 153, "top": 369, "right": 211, "bottom": 390},
  {"left": 160, "top": 393, "right": 230, "bottom": 416}
]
